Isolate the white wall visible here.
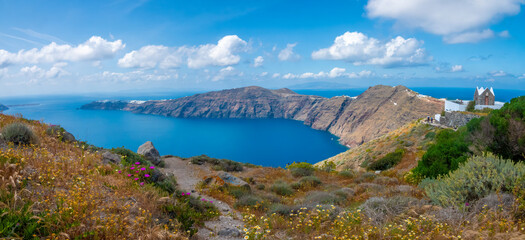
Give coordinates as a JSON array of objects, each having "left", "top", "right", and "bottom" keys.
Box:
[{"left": 444, "top": 100, "right": 468, "bottom": 112}]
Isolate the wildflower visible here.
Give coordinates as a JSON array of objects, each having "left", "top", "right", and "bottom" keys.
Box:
[
  {"left": 130, "top": 167, "right": 135, "bottom": 170},
  {"left": 135, "top": 162, "right": 140, "bottom": 165},
  {"left": 140, "top": 182, "right": 144, "bottom": 186},
  {"left": 118, "top": 170, "right": 122, "bottom": 173},
  {"left": 202, "top": 198, "right": 206, "bottom": 201},
  {"left": 465, "top": 202, "right": 470, "bottom": 207},
  {"left": 186, "top": 192, "right": 191, "bottom": 196},
  {"left": 144, "top": 174, "right": 150, "bottom": 178},
  {"left": 150, "top": 166, "right": 155, "bottom": 169},
  {"left": 181, "top": 193, "right": 185, "bottom": 196},
  {"left": 127, "top": 174, "right": 132, "bottom": 177},
  {"left": 134, "top": 178, "right": 139, "bottom": 181},
  {"left": 141, "top": 167, "right": 146, "bottom": 171},
  {"left": 209, "top": 200, "right": 213, "bottom": 203}
]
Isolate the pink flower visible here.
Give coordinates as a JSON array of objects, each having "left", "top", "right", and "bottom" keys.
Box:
[
  {"left": 130, "top": 167, "right": 135, "bottom": 170},
  {"left": 150, "top": 166, "right": 155, "bottom": 169},
  {"left": 186, "top": 192, "right": 191, "bottom": 196},
  {"left": 118, "top": 170, "right": 122, "bottom": 173},
  {"left": 144, "top": 174, "right": 150, "bottom": 178},
  {"left": 136, "top": 170, "right": 139, "bottom": 173},
  {"left": 201, "top": 198, "right": 206, "bottom": 201},
  {"left": 127, "top": 174, "right": 132, "bottom": 177},
  {"left": 134, "top": 178, "right": 139, "bottom": 181},
  {"left": 141, "top": 167, "right": 146, "bottom": 171},
  {"left": 209, "top": 200, "right": 213, "bottom": 203},
  {"left": 181, "top": 193, "right": 185, "bottom": 196},
  {"left": 140, "top": 182, "right": 144, "bottom": 186},
  {"left": 135, "top": 162, "right": 140, "bottom": 165}
]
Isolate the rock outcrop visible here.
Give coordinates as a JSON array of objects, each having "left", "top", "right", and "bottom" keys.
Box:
[
  {"left": 137, "top": 141, "right": 163, "bottom": 166},
  {"left": 101, "top": 151, "right": 122, "bottom": 165},
  {"left": 0, "top": 104, "right": 8, "bottom": 112},
  {"left": 82, "top": 85, "right": 443, "bottom": 147}
]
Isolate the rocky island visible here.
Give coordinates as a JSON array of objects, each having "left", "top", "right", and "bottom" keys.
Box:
[
  {"left": 0, "top": 104, "right": 8, "bottom": 111},
  {"left": 82, "top": 85, "right": 443, "bottom": 147}
]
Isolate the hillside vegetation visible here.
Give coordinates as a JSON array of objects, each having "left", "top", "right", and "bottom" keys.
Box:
[{"left": 0, "top": 114, "right": 219, "bottom": 239}]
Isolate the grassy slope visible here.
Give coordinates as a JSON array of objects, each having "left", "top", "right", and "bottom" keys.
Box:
[
  {"left": 0, "top": 114, "right": 189, "bottom": 239},
  {"left": 317, "top": 121, "right": 439, "bottom": 173}
]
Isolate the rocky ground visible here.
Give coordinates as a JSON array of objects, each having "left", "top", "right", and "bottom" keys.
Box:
[{"left": 160, "top": 157, "right": 245, "bottom": 240}]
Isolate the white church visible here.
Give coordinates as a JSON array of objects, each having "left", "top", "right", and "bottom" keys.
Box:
[{"left": 443, "top": 87, "right": 504, "bottom": 112}]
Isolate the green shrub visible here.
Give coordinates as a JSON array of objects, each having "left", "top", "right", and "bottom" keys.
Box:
[
  {"left": 256, "top": 184, "right": 265, "bottom": 190},
  {"left": 466, "top": 101, "right": 475, "bottom": 112},
  {"left": 189, "top": 155, "right": 243, "bottom": 172},
  {"left": 413, "top": 129, "right": 471, "bottom": 178},
  {"left": 270, "top": 181, "right": 294, "bottom": 196},
  {"left": 318, "top": 161, "right": 336, "bottom": 172},
  {"left": 234, "top": 195, "right": 264, "bottom": 208},
  {"left": 303, "top": 191, "right": 345, "bottom": 205},
  {"left": 110, "top": 147, "right": 149, "bottom": 166},
  {"left": 421, "top": 154, "right": 525, "bottom": 207},
  {"left": 155, "top": 176, "right": 178, "bottom": 194},
  {"left": 287, "top": 162, "right": 315, "bottom": 177},
  {"left": 1, "top": 123, "right": 37, "bottom": 146},
  {"left": 269, "top": 204, "right": 301, "bottom": 215},
  {"left": 292, "top": 176, "right": 322, "bottom": 190},
  {"left": 367, "top": 148, "right": 405, "bottom": 171},
  {"left": 0, "top": 191, "right": 48, "bottom": 238},
  {"left": 227, "top": 185, "right": 251, "bottom": 199},
  {"left": 164, "top": 194, "right": 219, "bottom": 236},
  {"left": 338, "top": 170, "right": 355, "bottom": 178},
  {"left": 424, "top": 131, "right": 436, "bottom": 140},
  {"left": 361, "top": 196, "right": 419, "bottom": 224}
]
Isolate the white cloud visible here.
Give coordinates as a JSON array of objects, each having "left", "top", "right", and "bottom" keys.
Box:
[
  {"left": 451, "top": 65, "right": 464, "bottom": 72},
  {"left": 443, "top": 29, "right": 495, "bottom": 44},
  {"left": 212, "top": 66, "right": 243, "bottom": 81},
  {"left": 278, "top": 43, "right": 300, "bottom": 61},
  {"left": 118, "top": 45, "right": 183, "bottom": 69},
  {"left": 490, "top": 70, "right": 508, "bottom": 77},
  {"left": 0, "top": 36, "right": 124, "bottom": 67},
  {"left": 253, "top": 56, "right": 264, "bottom": 67},
  {"left": 519, "top": 74, "right": 525, "bottom": 79},
  {"left": 282, "top": 67, "right": 373, "bottom": 79},
  {"left": 118, "top": 35, "right": 248, "bottom": 69},
  {"left": 499, "top": 30, "right": 511, "bottom": 38},
  {"left": 83, "top": 70, "right": 177, "bottom": 83},
  {"left": 0, "top": 68, "right": 7, "bottom": 79},
  {"left": 312, "top": 31, "right": 428, "bottom": 67},
  {"left": 272, "top": 73, "right": 280, "bottom": 78},
  {"left": 20, "top": 63, "right": 69, "bottom": 79},
  {"left": 260, "top": 72, "right": 268, "bottom": 77},
  {"left": 366, "top": 0, "right": 523, "bottom": 43}
]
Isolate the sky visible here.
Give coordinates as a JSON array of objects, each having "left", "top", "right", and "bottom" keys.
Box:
[{"left": 0, "top": 0, "right": 524, "bottom": 96}]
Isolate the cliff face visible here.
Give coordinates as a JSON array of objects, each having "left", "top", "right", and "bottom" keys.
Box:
[
  {"left": 82, "top": 85, "right": 443, "bottom": 147},
  {"left": 0, "top": 104, "right": 8, "bottom": 111}
]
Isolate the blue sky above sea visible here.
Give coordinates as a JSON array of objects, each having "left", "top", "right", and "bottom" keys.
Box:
[{"left": 0, "top": 0, "right": 525, "bottom": 97}]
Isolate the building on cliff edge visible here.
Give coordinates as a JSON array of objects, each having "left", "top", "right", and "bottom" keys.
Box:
[{"left": 443, "top": 87, "right": 504, "bottom": 112}]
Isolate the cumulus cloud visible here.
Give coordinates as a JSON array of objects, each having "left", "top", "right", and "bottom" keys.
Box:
[
  {"left": 0, "top": 68, "right": 7, "bottom": 79},
  {"left": 20, "top": 63, "right": 69, "bottom": 79},
  {"left": 260, "top": 72, "right": 268, "bottom": 77},
  {"left": 0, "top": 36, "right": 124, "bottom": 67},
  {"left": 118, "top": 45, "right": 183, "bottom": 69},
  {"left": 312, "top": 31, "right": 428, "bottom": 67},
  {"left": 272, "top": 73, "right": 280, "bottom": 78},
  {"left": 519, "top": 74, "right": 525, "bottom": 79},
  {"left": 83, "top": 70, "right": 177, "bottom": 83},
  {"left": 118, "top": 35, "right": 247, "bottom": 69},
  {"left": 282, "top": 67, "right": 373, "bottom": 79},
  {"left": 278, "top": 43, "right": 300, "bottom": 61},
  {"left": 366, "top": 0, "right": 523, "bottom": 43},
  {"left": 212, "top": 66, "right": 243, "bottom": 81},
  {"left": 253, "top": 56, "right": 264, "bottom": 67},
  {"left": 490, "top": 70, "right": 508, "bottom": 77}
]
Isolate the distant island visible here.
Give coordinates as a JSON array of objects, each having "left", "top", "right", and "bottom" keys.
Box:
[
  {"left": 0, "top": 104, "right": 8, "bottom": 111},
  {"left": 81, "top": 85, "right": 443, "bottom": 147}
]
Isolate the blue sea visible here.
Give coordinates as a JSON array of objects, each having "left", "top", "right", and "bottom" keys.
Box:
[{"left": 1, "top": 87, "right": 523, "bottom": 167}]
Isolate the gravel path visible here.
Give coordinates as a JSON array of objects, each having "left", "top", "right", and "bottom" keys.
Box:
[{"left": 161, "top": 157, "right": 245, "bottom": 240}]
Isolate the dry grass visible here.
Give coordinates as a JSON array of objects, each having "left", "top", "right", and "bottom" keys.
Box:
[{"left": 0, "top": 114, "right": 187, "bottom": 239}]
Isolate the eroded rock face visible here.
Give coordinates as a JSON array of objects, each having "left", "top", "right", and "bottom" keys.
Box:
[
  {"left": 83, "top": 85, "right": 443, "bottom": 147},
  {"left": 137, "top": 141, "right": 163, "bottom": 166},
  {"left": 216, "top": 171, "right": 249, "bottom": 188}
]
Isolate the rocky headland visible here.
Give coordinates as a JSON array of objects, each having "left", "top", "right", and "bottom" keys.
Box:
[
  {"left": 0, "top": 104, "right": 8, "bottom": 111},
  {"left": 82, "top": 85, "right": 444, "bottom": 147}
]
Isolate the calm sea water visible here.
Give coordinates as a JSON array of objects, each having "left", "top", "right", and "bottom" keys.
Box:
[{"left": 1, "top": 87, "right": 523, "bottom": 167}]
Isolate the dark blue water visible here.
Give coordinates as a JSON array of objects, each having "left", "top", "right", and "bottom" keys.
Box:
[
  {"left": 1, "top": 87, "right": 523, "bottom": 167},
  {"left": 0, "top": 94, "right": 347, "bottom": 167}
]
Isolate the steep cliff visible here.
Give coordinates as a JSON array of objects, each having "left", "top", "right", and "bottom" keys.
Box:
[{"left": 82, "top": 85, "right": 443, "bottom": 147}]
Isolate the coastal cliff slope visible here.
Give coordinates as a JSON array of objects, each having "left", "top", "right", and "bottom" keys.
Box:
[
  {"left": 82, "top": 85, "right": 443, "bottom": 147},
  {"left": 0, "top": 104, "right": 8, "bottom": 111}
]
